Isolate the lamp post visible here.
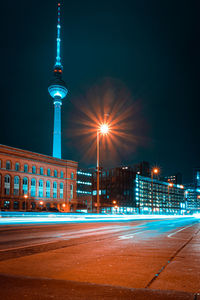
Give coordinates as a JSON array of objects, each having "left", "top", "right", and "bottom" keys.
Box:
[
  {"left": 151, "top": 168, "right": 159, "bottom": 214},
  {"left": 96, "top": 123, "right": 109, "bottom": 214},
  {"left": 24, "top": 194, "right": 28, "bottom": 212},
  {"left": 168, "top": 182, "right": 173, "bottom": 213}
]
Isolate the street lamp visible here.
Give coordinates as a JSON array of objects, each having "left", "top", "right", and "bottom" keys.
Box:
[
  {"left": 24, "top": 194, "right": 28, "bottom": 212},
  {"left": 96, "top": 123, "right": 110, "bottom": 214},
  {"left": 151, "top": 168, "right": 159, "bottom": 214}
]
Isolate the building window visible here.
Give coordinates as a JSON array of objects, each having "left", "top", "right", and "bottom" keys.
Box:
[
  {"left": 14, "top": 176, "right": 19, "bottom": 185},
  {"left": 15, "top": 163, "right": 20, "bottom": 171},
  {"left": 46, "top": 181, "right": 50, "bottom": 188},
  {"left": 60, "top": 182, "right": 63, "bottom": 199},
  {"left": 24, "top": 164, "right": 28, "bottom": 173},
  {"left": 31, "top": 178, "right": 36, "bottom": 186},
  {"left": 6, "top": 161, "right": 11, "bottom": 170},
  {"left": 71, "top": 172, "right": 74, "bottom": 179},
  {"left": 13, "top": 201, "right": 19, "bottom": 210},
  {"left": 53, "top": 182, "right": 57, "bottom": 189},
  {"left": 32, "top": 166, "right": 36, "bottom": 174},
  {"left": 23, "top": 177, "right": 28, "bottom": 185},
  {"left": 46, "top": 181, "right": 50, "bottom": 198},
  {"left": 4, "top": 175, "right": 10, "bottom": 195},
  {"left": 31, "top": 178, "right": 36, "bottom": 197},
  {"left": 5, "top": 175, "right": 10, "bottom": 184},
  {"left": 40, "top": 167, "right": 44, "bottom": 175},
  {"left": 53, "top": 181, "right": 57, "bottom": 198},
  {"left": 23, "top": 177, "right": 28, "bottom": 195},
  {"left": 46, "top": 190, "right": 50, "bottom": 198},
  {"left": 70, "top": 184, "right": 73, "bottom": 199},
  {"left": 38, "top": 179, "right": 43, "bottom": 197},
  {"left": 4, "top": 201, "right": 10, "bottom": 209},
  {"left": 60, "top": 171, "right": 64, "bottom": 178},
  {"left": 47, "top": 168, "right": 51, "bottom": 176},
  {"left": 14, "top": 176, "right": 19, "bottom": 196},
  {"left": 54, "top": 170, "right": 58, "bottom": 177}
]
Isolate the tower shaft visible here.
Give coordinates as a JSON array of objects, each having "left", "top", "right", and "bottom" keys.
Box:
[
  {"left": 48, "top": 2, "right": 68, "bottom": 160},
  {"left": 53, "top": 100, "right": 62, "bottom": 159}
]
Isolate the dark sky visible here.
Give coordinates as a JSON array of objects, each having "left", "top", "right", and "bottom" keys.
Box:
[{"left": 1, "top": 0, "right": 200, "bottom": 182}]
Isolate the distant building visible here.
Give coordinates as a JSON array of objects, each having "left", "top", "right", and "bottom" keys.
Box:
[
  {"left": 184, "top": 182, "right": 200, "bottom": 212},
  {"left": 162, "top": 173, "right": 182, "bottom": 185},
  {"left": 92, "top": 166, "right": 136, "bottom": 214},
  {"left": 92, "top": 166, "right": 185, "bottom": 214},
  {"left": 136, "top": 174, "right": 185, "bottom": 214},
  {"left": 133, "top": 161, "right": 150, "bottom": 177},
  {"left": 194, "top": 168, "right": 200, "bottom": 189},
  {"left": 0, "top": 145, "right": 77, "bottom": 212},
  {"left": 76, "top": 168, "right": 93, "bottom": 212}
]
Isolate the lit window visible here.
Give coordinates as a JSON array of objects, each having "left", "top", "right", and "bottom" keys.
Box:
[
  {"left": 15, "top": 163, "right": 20, "bottom": 171},
  {"left": 32, "top": 166, "right": 36, "bottom": 174},
  {"left": 70, "top": 184, "right": 73, "bottom": 199},
  {"left": 46, "top": 181, "right": 50, "bottom": 188},
  {"left": 31, "top": 178, "right": 36, "bottom": 186},
  {"left": 14, "top": 176, "right": 19, "bottom": 185},
  {"left": 24, "top": 164, "right": 28, "bottom": 173},
  {"left": 23, "top": 177, "right": 28, "bottom": 185},
  {"left": 4, "top": 175, "right": 10, "bottom": 184},
  {"left": 6, "top": 161, "right": 11, "bottom": 170}
]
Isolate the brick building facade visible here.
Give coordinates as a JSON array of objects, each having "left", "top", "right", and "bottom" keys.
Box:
[{"left": 0, "top": 144, "right": 77, "bottom": 212}]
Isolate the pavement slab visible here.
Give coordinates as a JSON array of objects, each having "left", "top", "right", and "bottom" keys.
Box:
[
  {"left": 0, "top": 274, "right": 196, "bottom": 300},
  {"left": 0, "top": 218, "right": 199, "bottom": 298}
]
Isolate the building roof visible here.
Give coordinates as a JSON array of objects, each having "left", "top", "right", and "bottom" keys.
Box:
[{"left": 0, "top": 144, "right": 78, "bottom": 168}]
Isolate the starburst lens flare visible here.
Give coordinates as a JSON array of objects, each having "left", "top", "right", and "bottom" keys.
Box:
[
  {"left": 67, "top": 78, "right": 147, "bottom": 166},
  {"left": 100, "top": 124, "right": 109, "bottom": 135}
]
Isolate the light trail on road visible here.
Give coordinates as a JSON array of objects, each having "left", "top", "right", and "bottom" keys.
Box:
[{"left": 0, "top": 217, "right": 199, "bottom": 296}]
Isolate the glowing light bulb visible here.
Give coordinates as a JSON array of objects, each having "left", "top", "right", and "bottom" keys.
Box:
[{"left": 100, "top": 123, "right": 109, "bottom": 134}]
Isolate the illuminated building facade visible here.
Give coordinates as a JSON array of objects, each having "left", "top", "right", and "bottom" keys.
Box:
[
  {"left": 184, "top": 186, "right": 200, "bottom": 211},
  {"left": 184, "top": 169, "right": 200, "bottom": 212},
  {"left": 0, "top": 145, "right": 77, "bottom": 211},
  {"left": 92, "top": 166, "right": 185, "bottom": 214},
  {"left": 135, "top": 174, "right": 185, "bottom": 214},
  {"left": 76, "top": 169, "right": 93, "bottom": 212},
  {"left": 48, "top": 2, "right": 68, "bottom": 159}
]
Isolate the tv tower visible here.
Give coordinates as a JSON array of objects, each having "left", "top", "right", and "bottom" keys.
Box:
[{"left": 48, "top": 2, "right": 68, "bottom": 159}]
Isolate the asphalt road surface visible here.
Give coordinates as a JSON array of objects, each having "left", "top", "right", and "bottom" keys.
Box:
[{"left": 0, "top": 216, "right": 200, "bottom": 299}]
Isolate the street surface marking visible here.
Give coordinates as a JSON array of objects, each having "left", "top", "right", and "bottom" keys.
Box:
[
  {"left": 0, "top": 226, "right": 134, "bottom": 252},
  {"left": 118, "top": 230, "right": 145, "bottom": 239},
  {"left": 167, "top": 224, "right": 196, "bottom": 238}
]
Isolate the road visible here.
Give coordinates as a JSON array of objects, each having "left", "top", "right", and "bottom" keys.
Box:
[{"left": 0, "top": 216, "right": 200, "bottom": 299}]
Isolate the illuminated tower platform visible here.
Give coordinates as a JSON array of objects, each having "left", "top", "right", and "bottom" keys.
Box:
[{"left": 48, "top": 2, "right": 68, "bottom": 159}]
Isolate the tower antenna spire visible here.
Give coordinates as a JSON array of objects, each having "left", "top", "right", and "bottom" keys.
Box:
[
  {"left": 48, "top": 1, "right": 68, "bottom": 159},
  {"left": 55, "top": 2, "right": 62, "bottom": 68}
]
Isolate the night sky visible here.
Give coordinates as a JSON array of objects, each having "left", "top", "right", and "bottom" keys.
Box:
[{"left": 1, "top": 0, "right": 200, "bottom": 182}]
